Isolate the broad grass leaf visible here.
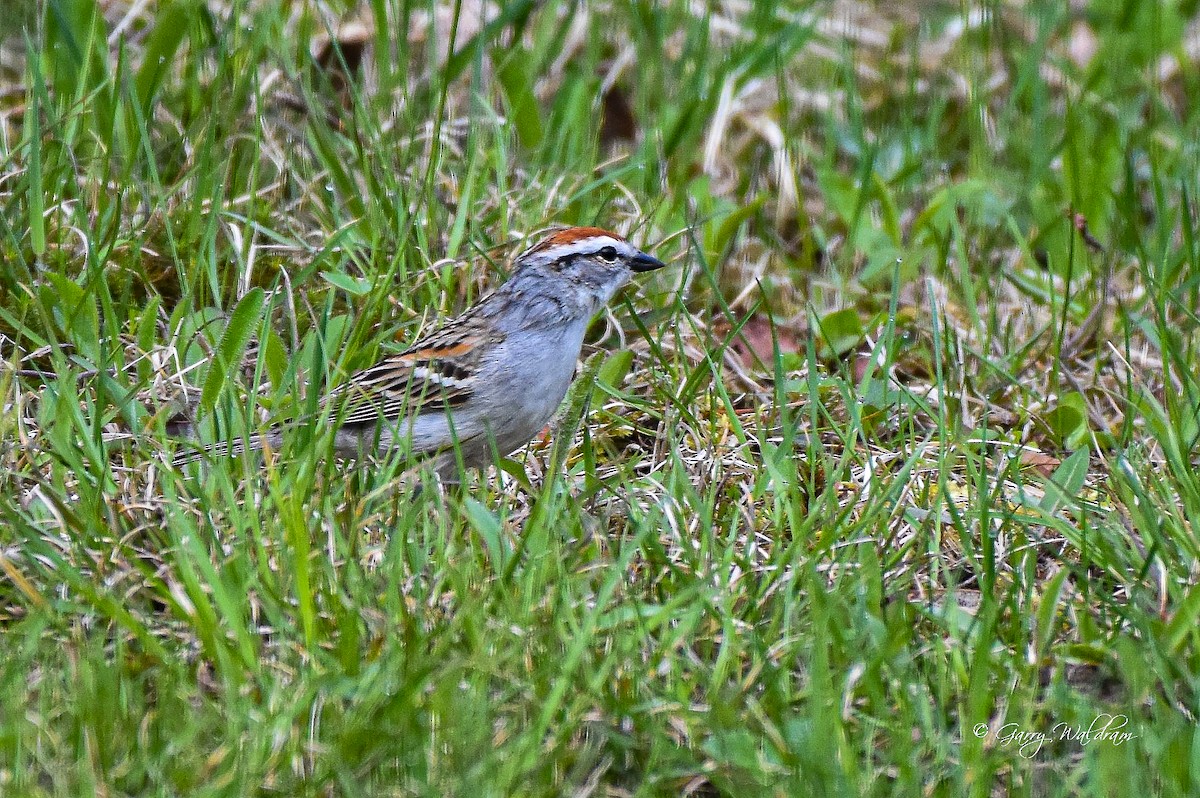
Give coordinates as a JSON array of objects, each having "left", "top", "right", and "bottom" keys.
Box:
[
  {"left": 262, "top": 327, "right": 288, "bottom": 390},
  {"left": 495, "top": 47, "right": 544, "bottom": 149},
  {"left": 464, "top": 497, "right": 510, "bottom": 573},
  {"left": 44, "top": 0, "right": 115, "bottom": 131},
  {"left": 1034, "top": 567, "right": 1071, "bottom": 659},
  {"left": 134, "top": 293, "right": 161, "bottom": 381},
  {"left": 44, "top": 273, "right": 99, "bottom": 361},
  {"left": 1166, "top": 583, "right": 1200, "bottom": 655},
  {"left": 814, "top": 308, "right": 864, "bottom": 360},
  {"left": 135, "top": 0, "right": 198, "bottom": 113},
  {"left": 709, "top": 196, "right": 765, "bottom": 261},
  {"left": 596, "top": 349, "right": 634, "bottom": 391},
  {"left": 1044, "top": 392, "right": 1089, "bottom": 450},
  {"left": 1038, "top": 447, "right": 1089, "bottom": 515},
  {"left": 25, "top": 49, "right": 46, "bottom": 255},
  {"left": 199, "top": 288, "right": 265, "bottom": 417},
  {"left": 321, "top": 269, "right": 371, "bottom": 296}
]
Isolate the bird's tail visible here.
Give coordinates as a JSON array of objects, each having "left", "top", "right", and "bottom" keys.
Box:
[{"left": 169, "top": 431, "right": 285, "bottom": 468}]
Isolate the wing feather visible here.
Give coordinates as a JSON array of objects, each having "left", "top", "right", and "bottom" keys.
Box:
[{"left": 323, "top": 312, "right": 497, "bottom": 428}]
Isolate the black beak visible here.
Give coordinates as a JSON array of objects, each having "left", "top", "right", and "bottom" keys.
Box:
[{"left": 630, "top": 252, "right": 667, "bottom": 272}]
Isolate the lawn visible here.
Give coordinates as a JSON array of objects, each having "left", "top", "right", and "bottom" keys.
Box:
[{"left": 2, "top": 0, "right": 1199, "bottom": 795}]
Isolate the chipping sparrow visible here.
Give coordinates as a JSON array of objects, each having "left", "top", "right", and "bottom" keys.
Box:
[{"left": 174, "top": 226, "right": 668, "bottom": 478}]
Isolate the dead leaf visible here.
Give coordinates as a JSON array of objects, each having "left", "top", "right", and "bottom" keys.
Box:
[
  {"left": 1021, "top": 449, "right": 1061, "bottom": 478},
  {"left": 600, "top": 83, "right": 637, "bottom": 146},
  {"left": 311, "top": 21, "right": 372, "bottom": 99},
  {"left": 724, "top": 315, "right": 802, "bottom": 368}
]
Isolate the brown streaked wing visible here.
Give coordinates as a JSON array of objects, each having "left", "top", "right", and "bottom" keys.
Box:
[{"left": 324, "top": 315, "right": 498, "bottom": 428}]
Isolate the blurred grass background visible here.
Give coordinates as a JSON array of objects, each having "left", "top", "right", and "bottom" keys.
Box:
[{"left": 2, "top": 0, "right": 1200, "bottom": 795}]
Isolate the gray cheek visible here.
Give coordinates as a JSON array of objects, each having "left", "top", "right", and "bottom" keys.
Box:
[{"left": 592, "top": 272, "right": 632, "bottom": 307}]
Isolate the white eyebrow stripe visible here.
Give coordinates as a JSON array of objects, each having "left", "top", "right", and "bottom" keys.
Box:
[{"left": 536, "top": 236, "right": 629, "bottom": 259}]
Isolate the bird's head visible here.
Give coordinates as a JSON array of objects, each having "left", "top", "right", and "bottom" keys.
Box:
[{"left": 506, "top": 226, "right": 667, "bottom": 313}]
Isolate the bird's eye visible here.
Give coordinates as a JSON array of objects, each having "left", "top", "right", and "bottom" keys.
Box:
[{"left": 597, "top": 246, "right": 619, "bottom": 262}]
